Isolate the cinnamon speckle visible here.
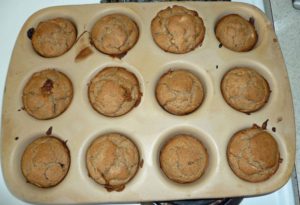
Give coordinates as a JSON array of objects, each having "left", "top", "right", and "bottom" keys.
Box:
[
  {"left": 273, "top": 38, "right": 278, "bottom": 43},
  {"left": 277, "top": 117, "right": 283, "bottom": 122}
]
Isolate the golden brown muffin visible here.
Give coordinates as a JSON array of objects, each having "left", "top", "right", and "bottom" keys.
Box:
[
  {"left": 86, "top": 133, "right": 140, "bottom": 191},
  {"left": 91, "top": 14, "right": 139, "bottom": 56},
  {"left": 88, "top": 67, "right": 141, "bottom": 117},
  {"left": 22, "top": 69, "right": 73, "bottom": 120},
  {"left": 151, "top": 5, "right": 205, "bottom": 54},
  {"left": 32, "top": 18, "right": 77, "bottom": 57},
  {"left": 156, "top": 69, "right": 204, "bottom": 115},
  {"left": 215, "top": 14, "right": 257, "bottom": 52},
  {"left": 227, "top": 127, "right": 280, "bottom": 182},
  {"left": 21, "top": 136, "right": 70, "bottom": 188},
  {"left": 160, "top": 134, "right": 208, "bottom": 183},
  {"left": 221, "top": 67, "right": 270, "bottom": 113}
]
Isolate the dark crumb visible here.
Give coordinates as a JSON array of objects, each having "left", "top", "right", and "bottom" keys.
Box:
[
  {"left": 111, "top": 52, "right": 127, "bottom": 59},
  {"left": 277, "top": 117, "right": 283, "bottom": 122},
  {"left": 139, "top": 159, "right": 144, "bottom": 168},
  {"left": 273, "top": 38, "right": 278, "bottom": 43},
  {"left": 252, "top": 124, "right": 260, "bottom": 129},
  {"left": 18, "top": 108, "right": 21, "bottom": 112},
  {"left": 59, "top": 163, "right": 65, "bottom": 168},
  {"left": 45, "top": 126, "right": 53, "bottom": 135},
  {"left": 218, "top": 43, "right": 223, "bottom": 48},
  {"left": 272, "top": 127, "right": 276, "bottom": 132},
  {"left": 75, "top": 47, "right": 93, "bottom": 62},
  {"left": 27, "top": 28, "right": 35, "bottom": 39},
  {"left": 14, "top": 136, "right": 19, "bottom": 141},
  {"left": 216, "top": 65, "right": 219, "bottom": 69},
  {"left": 261, "top": 119, "right": 269, "bottom": 129},
  {"left": 41, "top": 79, "right": 53, "bottom": 94},
  {"left": 249, "top": 17, "right": 255, "bottom": 25},
  {"left": 105, "top": 184, "right": 125, "bottom": 192},
  {"left": 279, "top": 158, "right": 283, "bottom": 163}
]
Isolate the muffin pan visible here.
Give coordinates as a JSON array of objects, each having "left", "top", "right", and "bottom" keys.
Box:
[{"left": 1, "top": 2, "right": 295, "bottom": 204}]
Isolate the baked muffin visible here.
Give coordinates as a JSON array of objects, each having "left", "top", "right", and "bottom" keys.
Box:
[
  {"left": 221, "top": 67, "right": 270, "bottom": 113},
  {"left": 32, "top": 18, "right": 77, "bottom": 57},
  {"left": 227, "top": 127, "right": 280, "bottom": 182},
  {"left": 88, "top": 67, "right": 141, "bottom": 117},
  {"left": 86, "top": 133, "right": 140, "bottom": 191},
  {"left": 151, "top": 5, "right": 205, "bottom": 54},
  {"left": 160, "top": 134, "right": 208, "bottom": 183},
  {"left": 21, "top": 136, "right": 70, "bottom": 188},
  {"left": 91, "top": 14, "right": 139, "bottom": 56},
  {"left": 22, "top": 69, "right": 73, "bottom": 120},
  {"left": 215, "top": 14, "right": 257, "bottom": 52},
  {"left": 156, "top": 69, "right": 204, "bottom": 115}
]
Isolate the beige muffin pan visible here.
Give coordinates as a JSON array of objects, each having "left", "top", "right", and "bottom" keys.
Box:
[{"left": 1, "top": 2, "right": 295, "bottom": 204}]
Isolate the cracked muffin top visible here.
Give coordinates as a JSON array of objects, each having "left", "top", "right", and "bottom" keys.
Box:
[
  {"left": 91, "top": 14, "right": 139, "bottom": 56},
  {"left": 160, "top": 134, "right": 208, "bottom": 183},
  {"left": 227, "top": 127, "right": 280, "bottom": 182},
  {"left": 221, "top": 67, "right": 270, "bottom": 114},
  {"left": 215, "top": 14, "right": 257, "bottom": 52},
  {"left": 151, "top": 5, "right": 205, "bottom": 54},
  {"left": 86, "top": 133, "right": 140, "bottom": 191},
  {"left": 32, "top": 18, "right": 77, "bottom": 57},
  {"left": 21, "top": 136, "right": 70, "bottom": 188},
  {"left": 22, "top": 69, "right": 73, "bottom": 120},
  {"left": 88, "top": 67, "right": 142, "bottom": 117},
  {"left": 156, "top": 69, "right": 204, "bottom": 115}
]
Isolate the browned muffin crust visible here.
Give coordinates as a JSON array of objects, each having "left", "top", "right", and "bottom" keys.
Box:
[
  {"left": 21, "top": 136, "right": 70, "bottom": 188},
  {"left": 151, "top": 5, "right": 205, "bottom": 54},
  {"left": 227, "top": 127, "right": 280, "bottom": 182},
  {"left": 221, "top": 67, "right": 270, "bottom": 113},
  {"left": 215, "top": 14, "right": 257, "bottom": 52},
  {"left": 156, "top": 69, "right": 204, "bottom": 115},
  {"left": 91, "top": 14, "right": 139, "bottom": 55},
  {"left": 22, "top": 69, "right": 73, "bottom": 120},
  {"left": 160, "top": 134, "right": 208, "bottom": 183},
  {"left": 86, "top": 133, "right": 140, "bottom": 191},
  {"left": 88, "top": 67, "right": 142, "bottom": 117},
  {"left": 32, "top": 18, "right": 77, "bottom": 57}
]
